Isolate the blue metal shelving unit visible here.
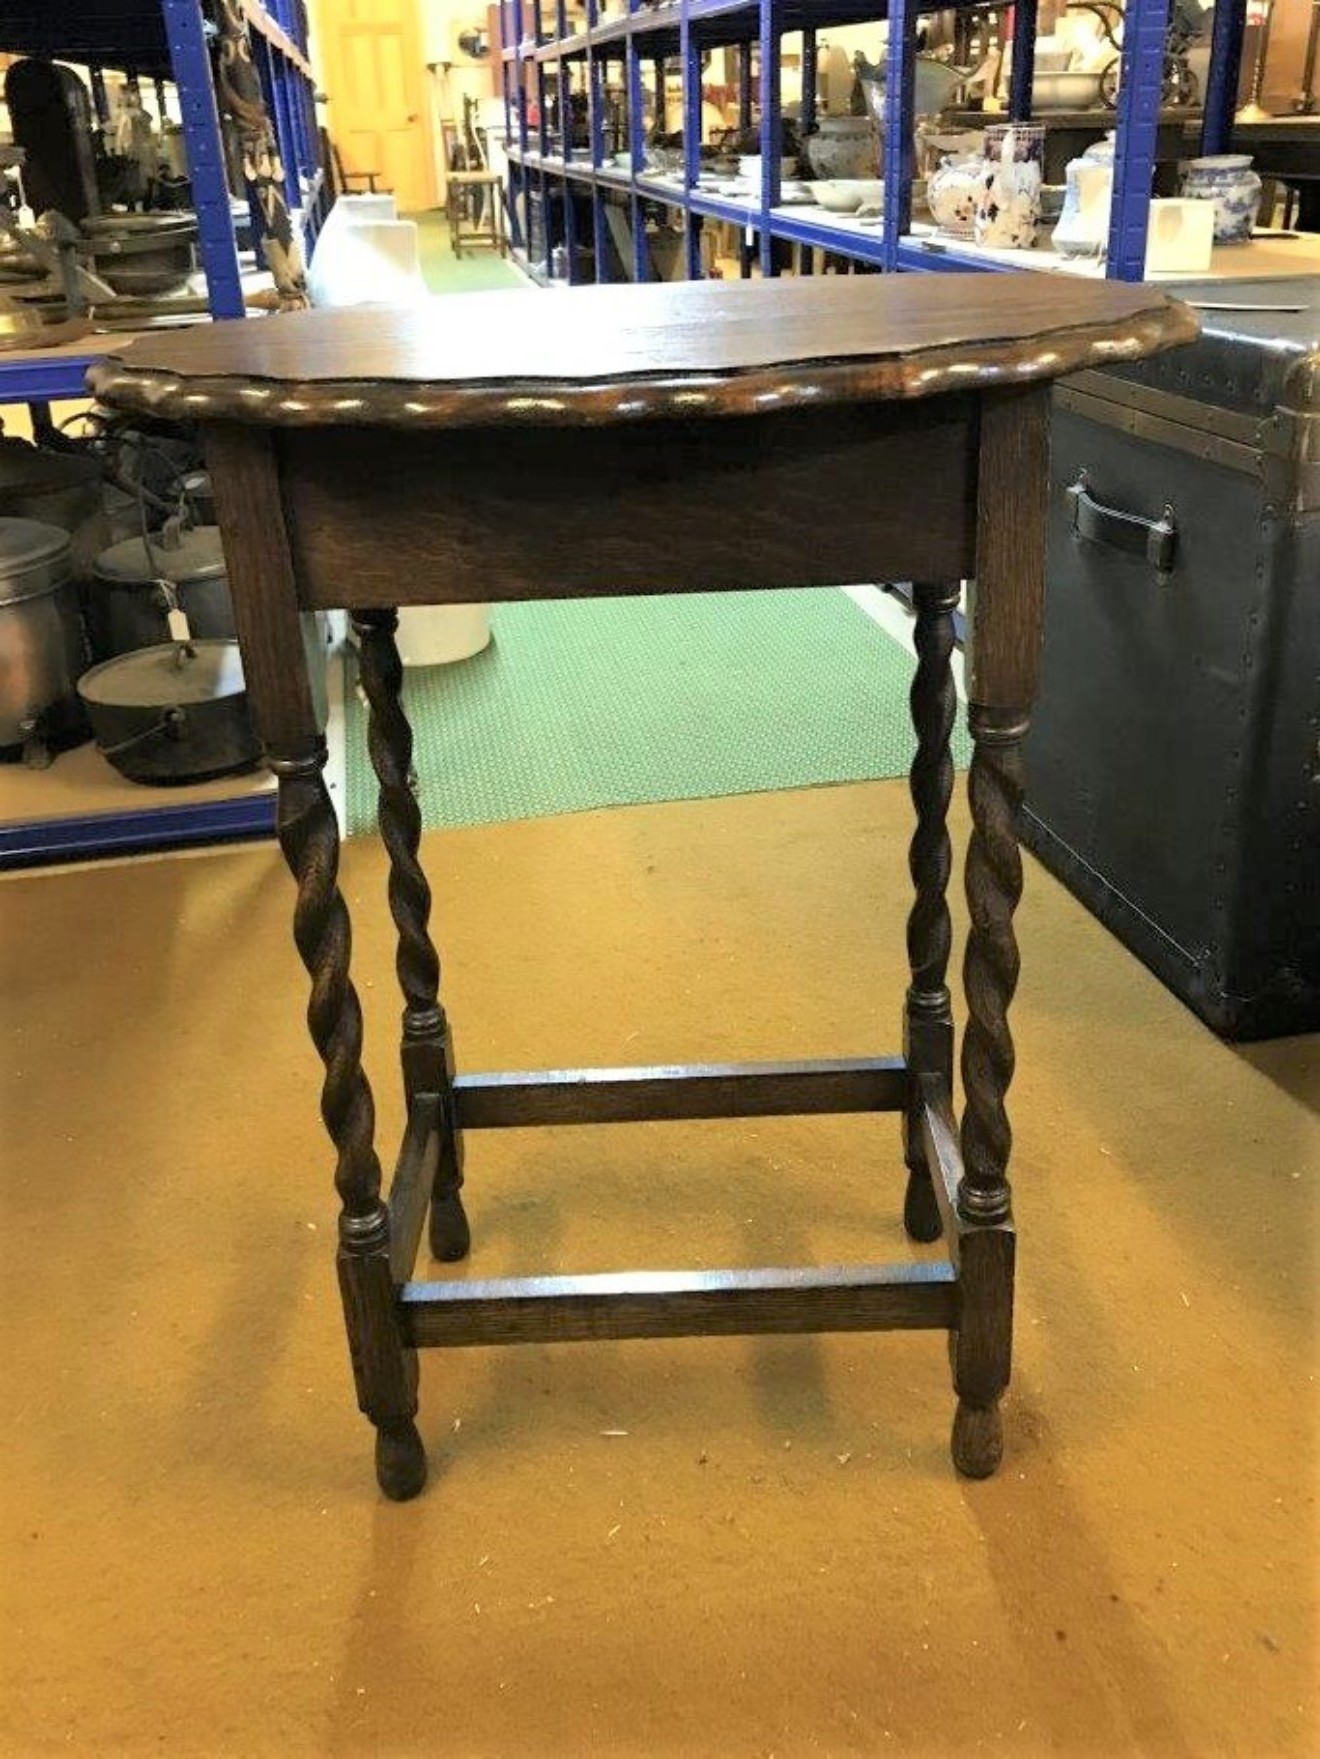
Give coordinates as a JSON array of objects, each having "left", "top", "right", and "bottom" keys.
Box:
[
  {"left": 498, "top": 0, "right": 1253, "bottom": 286},
  {"left": 0, "top": 0, "right": 323, "bottom": 866}
]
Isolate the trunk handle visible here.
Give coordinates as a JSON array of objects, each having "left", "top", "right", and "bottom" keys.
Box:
[{"left": 1067, "top": 472, "right": 1178, "bottom": 583}]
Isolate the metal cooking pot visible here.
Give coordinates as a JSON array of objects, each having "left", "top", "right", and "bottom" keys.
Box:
[
  {"left": 78, "top": 638, "right": 260, "bottom": 785},
  {"left": 82, "top": 212, "right": 198, "bottom": 298},
  {"left": 0, "top": 517, "right": 89, "bottom": 760},
  {"left": 0, "top": 435, "right": 111, "bottom": 578},
  {"left": 89, "top": 521, "right": 234, "bottom": 659}
]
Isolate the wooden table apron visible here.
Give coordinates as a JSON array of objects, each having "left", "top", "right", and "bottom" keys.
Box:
[{"left": 88, "top": 279, "right": 1196, "bottom": 1500}]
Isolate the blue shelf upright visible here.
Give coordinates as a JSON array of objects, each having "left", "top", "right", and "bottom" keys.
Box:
[
  {"left": 164, "top": 0, "right": 246, "bottom": 316},
  {"left": 1105, "top": 0, "right": 1171, "bottom": 281}
]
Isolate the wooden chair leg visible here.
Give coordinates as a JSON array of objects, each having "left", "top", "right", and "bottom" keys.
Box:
[
  {"left": 273, "top": 741, "right": 427, "bottom": 1500},
  {"left": 902, "top": 581, "right": 959, "bottom": 1244},
  {"left": 352, "top": 610, "right": 470, "bottom": 1267}
]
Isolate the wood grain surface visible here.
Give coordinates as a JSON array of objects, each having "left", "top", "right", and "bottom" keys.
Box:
[
  {"left": 399, "top": 1261, "right": 960, "bottom": 1349},
  {"left": 88, "top": 275, "right": 1198, "bottom": 429},
  {"left": 451, "top": 1058, "right": 910, "bottom": 1129},
  {"left": 385, "top": 1096, "right": 440, "bottom": 1285},
  {"left": 276, "top": 400, "right": 979, "bottom": 605}
]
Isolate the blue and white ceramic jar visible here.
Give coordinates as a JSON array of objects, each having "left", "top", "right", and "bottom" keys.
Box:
[{"left": 1180, "top": 154, "right": 1262, "bottom": 245}]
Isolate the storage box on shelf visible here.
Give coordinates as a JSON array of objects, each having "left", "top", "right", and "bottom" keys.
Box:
[
  {"left": 0, "top": 0, "right": 327, "bottom": 868},
  {"left": 497, "top": 0, "right": 1308, "bottom": 286}
]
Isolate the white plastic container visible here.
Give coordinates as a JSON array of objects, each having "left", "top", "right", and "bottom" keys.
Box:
[
  {"left": 307, "top": 204, "right": 427, "bottom": 308},
  {"left": 311, "top": 196, "right": 491, "bottom": 662},
  {"left": 1145, "top": 198, "right": 1215, "bottom": 275},
  {"left": 395, "top": 605, "right": 492, "bottom": 667}
]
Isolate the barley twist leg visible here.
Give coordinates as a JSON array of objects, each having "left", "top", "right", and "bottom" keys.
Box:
[
  {"left": 274, "top": 744, "right": 426, "bottom": 1500},
  {"left": 902, "top": 582, "right": 958, "bottom": 1243},
  {"left": 950, "top": 705, "right": 1025, "bottom": 1478},
  {"left": 353, "top": 610, "right": 469, "bottom": 1265}
]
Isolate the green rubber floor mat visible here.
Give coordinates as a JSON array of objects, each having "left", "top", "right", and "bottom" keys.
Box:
[{"left": 345, "top": 590, "right": 971, "bottom": 835}]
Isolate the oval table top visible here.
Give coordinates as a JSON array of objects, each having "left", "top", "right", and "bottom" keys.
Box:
[{"left": 88, "top": 275, "right": 1198, "bottom": 431}]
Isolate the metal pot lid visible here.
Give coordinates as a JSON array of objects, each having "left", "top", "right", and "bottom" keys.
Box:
[
  {"left": 83, "top": 212, "right": 198, "bottom": 238},
  {"left": 78, "top": 639, "right": 247, "bottom": 709},
  {"left": 0, "top": 514, "right": 72, "bottom": 579},
  {"left": 90, "top": 230, "right": 197, "bottom": 259},
  {"left": 94, "top": 524, "right": 226, "bottom": 586}
]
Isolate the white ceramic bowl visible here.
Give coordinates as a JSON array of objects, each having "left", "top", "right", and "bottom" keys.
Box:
[
  {"left": 1030, "top": 42, "right": 1074, "bottom": 75},
  {"left": 812, "top": 179, "right": 883, "bottom": 212},
  {"left": 1033, "top": 71, "right": 1104, "bottom": 112},
  {"left": 737, "top": 155, "right": 797, "bottom": 183}
]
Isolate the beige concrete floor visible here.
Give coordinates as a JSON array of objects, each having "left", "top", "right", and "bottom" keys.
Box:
[{"left": 1, "top": 780, "right": 1316, "bottom": 1758}]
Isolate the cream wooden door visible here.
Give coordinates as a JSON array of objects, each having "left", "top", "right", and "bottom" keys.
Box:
[{"left": 314, "top": 0, "right": 435, "bottom": 212}]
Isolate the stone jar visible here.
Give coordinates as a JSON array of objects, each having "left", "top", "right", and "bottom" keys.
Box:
[
  {"left": 1180, "top": 154, "right": 1263, "bottom": 244},
  {"left": 805, "top": 115, "right": 877, "bottom": 182}
]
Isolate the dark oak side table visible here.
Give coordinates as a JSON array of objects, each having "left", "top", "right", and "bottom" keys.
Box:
[{"left": 91, "top": 278, "right": 1195, "bottom": 1501}]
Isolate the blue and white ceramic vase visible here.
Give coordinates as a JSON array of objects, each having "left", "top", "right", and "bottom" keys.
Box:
[
  {"left": 1180, "top": 154, "right": 1262, "bottom": 245},
  {"left": 975, "top": 124, "right": 1044, "bottom": 250}
]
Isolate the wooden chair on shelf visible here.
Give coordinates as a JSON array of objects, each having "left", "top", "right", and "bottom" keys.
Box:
[{"left": 329, "top": 139, "right": 391, "bottom": 199}]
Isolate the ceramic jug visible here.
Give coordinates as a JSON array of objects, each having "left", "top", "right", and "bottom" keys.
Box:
[
  {"left": 804, "top": 115, "right": 877, "bottom": 181},
  {"left": 853, "top": 52, "right": 969, "bottom": 123},
  {"left": 1053, "top": 135, "right": 1115, "bottom": 259},
  {"left": 1180, "top": 154, "right": 1262, "bottom": 244},
  {"left": 974, "top": 124, "right": 1043, "bottom": 250},
  {"left": 927, "top": 152, "right": 982, "bottom": 238}
]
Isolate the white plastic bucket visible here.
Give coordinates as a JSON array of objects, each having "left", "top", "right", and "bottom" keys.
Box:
[
  {"left": 311, "top": 201, "right": 490, "bottom": 660},
  {"left": 308, "top": 214, "right": 426, "bottom": 308},
  {"left": 396, "top": 605, "right": 491, "bottom": 666}
]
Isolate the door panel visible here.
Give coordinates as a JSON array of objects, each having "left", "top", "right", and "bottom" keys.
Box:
[{"left": 316, "top": 0, "right": 434, "bottom": 212}]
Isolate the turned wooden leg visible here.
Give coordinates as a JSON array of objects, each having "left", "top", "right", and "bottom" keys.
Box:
[
  {"left": 947, "top": 385, "right": 1045, "bottom": 1479},
  {"left": 353, "top": 610, "right": 470, "bottom": 1266},
  {"left": 273, "top": 741, "right": 427, "bottom": 1500},
  {"left": 902, "top": 581, "right": 959, "bottom": 1245},
  {"left": 949, "top": 705, "right": 1024, "bottom": 1477}
]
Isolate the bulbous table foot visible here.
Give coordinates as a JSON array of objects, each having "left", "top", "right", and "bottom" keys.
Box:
[
  {"left": 903, "top": 1169, "right": 944, "bottom": 1243},
  {"left": 429, "top": 1191, "right": 471, "bottom": 1262},
  {"left": 951, "top": 1399, "right": 1003, "bottom": 1480},
  {"left": 376, "top": 1419, "right": 428, "bottom": 1500}
]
